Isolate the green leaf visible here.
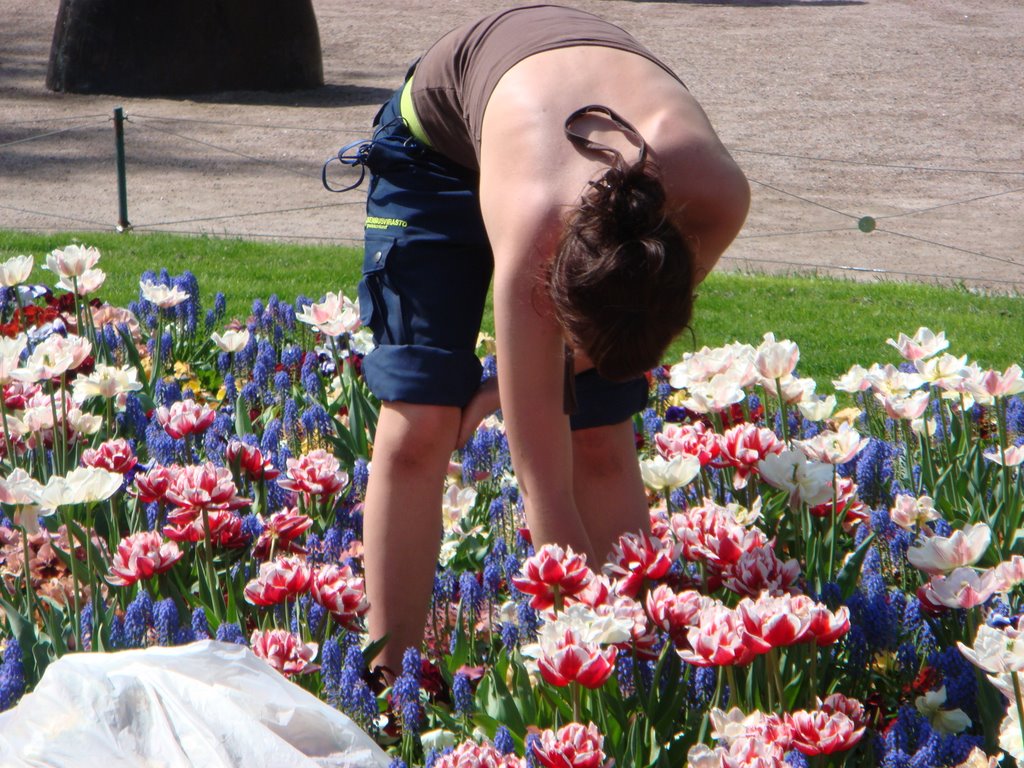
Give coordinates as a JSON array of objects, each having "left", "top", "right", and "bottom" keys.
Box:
[
  {"left": 837, "top": 531, "right": 876, "bottom": 599},
  {"left": 235, "top": 391, "right": 254, "bottom": 437}
]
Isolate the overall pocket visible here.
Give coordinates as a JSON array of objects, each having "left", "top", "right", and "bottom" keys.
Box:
[{"left": 358, "top": 235, "right": 402, "bottom": 346}]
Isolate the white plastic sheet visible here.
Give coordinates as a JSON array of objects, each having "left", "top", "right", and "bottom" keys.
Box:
[{"left": 0, "top": 639, "right": 391, "bottom": 768}]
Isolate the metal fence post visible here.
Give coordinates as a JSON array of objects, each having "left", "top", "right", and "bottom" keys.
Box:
[{"left": 113, "top": 106, "right": 132, "bottom": 232}]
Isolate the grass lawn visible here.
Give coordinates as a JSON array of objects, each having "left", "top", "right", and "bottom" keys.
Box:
[{"left": 3, "top": 230, "right": 1021, "bottom": 389}]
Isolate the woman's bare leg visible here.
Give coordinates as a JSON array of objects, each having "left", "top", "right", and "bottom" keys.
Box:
[
  {"left": 363, "top": 401, "right": 461, "bottom": 674},
  {"left": 571, "top": 419, "right": 651, "bottom": 567}
]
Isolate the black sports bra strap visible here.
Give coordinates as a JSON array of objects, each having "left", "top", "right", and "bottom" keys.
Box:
[{"left": 564, "top": 104, "right": 648, "bottom": 168}]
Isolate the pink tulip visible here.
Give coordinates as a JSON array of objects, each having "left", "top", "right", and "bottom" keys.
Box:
[
  {"left": 432, "top": 741, "right": 524, "bottom": 768},
  {"left": 875, "top": 390, "right": 930, "bottom": 421},
  {"left": 571, "top": 574, "right": 613, "bottom": 609},
  {"left": 533, "top": 722, "right": 606, "bottom": 768},
  {"left": 3, "top": 380, "right": 40, "bottom": 409},
  {"left": 886, "top": 327, "right": 948, "bottom": 362},
  {"left": 512, "top": 544, "right": 594, "bottom": 610},
  {"left": 250, "top": 628, "right": 318, "bottom": 676},
  {"left": 966, "top": 364, "right": 1024, "bottom": 400},
  {"left": 805, "top": 603, "right": 851, "bottom": 646},
  {"left": 993, "top": 556, "right": 1024, "bottom": 593},
  {"left": 45, "top": 244, "right": 100, "bottom": 278},
  {"left": 596, "top": 594, "right": 659, "bottom": 659},
  {"left": 655, "top": 422, "right": 720, "bottom": 466},
  {"left": 645, "top": 585, "right": 707, "bottom": 647},
  {"left": 737, "top": 593, "right": 812, "bottom": 649},
  {"left": 310, "top": 563, "right": 369, "bottom": 630},
  {"left": 818, "top": 693, "right": 868, "bottom": 728},
  {"left": 808, "top": 476, "right": 867, "bottom": 530},
  {"left": 889, "top": 493, "right": 939, "bottom": 531},
  {"left": 295, "top": 291, "right": 361, "bottom": 338},
  {"left": 832, "top": 364, "right": 872, "bottom": 394},
  {"left": 244, "top": 556, "right": 313, "bottom": 606},
  {"left": 715, "top": 423, "right": 784, "bottom": 490},
  {"left": 107, "top": 531, "right": 183, "bottom": 586},
  {"left": 795, "top": 423, "right": 868, "bottom": 465},
  {"left": 754, "top": 332, "right": 799, "bottom": 381},
  {"left": 81, "top": 438, "right": 138, "bottom": 475},
  {"left": 720, "top": 545, "right": 801, "bottom": 598},
  {"left": 907, "top": 523, "right": 991, "bottom": 576},
  {"left": 678, "top": 603, "right": 769, "bottom": 667},
  {"left": 785, "top": 710, "right": 864, "bottom": 756},
  {"left": 983, "top": 445, "right": 1024, "bottom": 467},
  {"left": 0, "top": 254, "right": 33, "bottom": 287},
  {"left": 139, "top": 279, "right": 189, "bottom": 309},
  {"left": 226, "top": 440, "right": 280, "bottom": 481},
  {"left": 164, "top": 462, "right": 250, "bottom": 514},
  {"left": 155, "top": 399, "right": 217, "bottom": 439},
  {"left": 603, "top": 530, "right": 679, "bottom": 598},
  {"left": 134, "top": 464, "right": 178, "bottom": 503},
  {"left": 723, "top": 735, "right": 790, "bottom": 767},
  {"left": 278, "top": 448, "right": 348, "bottom": 498},
  {"left": 671, "top": 501, "right": 767, "bottom": 575},
  {"left": 252, "top": 507, "right": 313, "bottom": 559},
  {"left": 537, "top": 628, "right": 617, "bottom": 689},
  {"left": 922, "top": 567, "right": 1000, "bottom": 609},
  {"left": 162, "top": 508, "right": 248, "bottom": 548}
]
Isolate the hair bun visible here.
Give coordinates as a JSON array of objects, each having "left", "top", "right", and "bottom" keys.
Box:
[{"left": 588, "top": 162, "right": 666, "bottom": 239}]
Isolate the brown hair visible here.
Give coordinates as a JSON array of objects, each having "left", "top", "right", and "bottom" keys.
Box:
[{"left": 548, "top": 160, "right": 695, "bottom": 382}]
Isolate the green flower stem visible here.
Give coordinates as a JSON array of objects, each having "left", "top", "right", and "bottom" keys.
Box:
[
  {"left": 808, "top": 647, "right": 819, "bottom": 706},
  {"left": 571, "top": 681, "right": 581, "bottom": 723},
  {"left": 0, "top": 396, "right": 18, "bottom": 471},
  {"left": 827, "top": 465, "right": 839, "bottom": 582},
  {"left": 958, "top": 394, "right": 972, "bottom": 451},
  {"left": 774, "top": 378, "right": 790, "bottom": 446},
  {"left": 150, "top": 314, "right": 164, "bottom": 389},
  {"left": 934, "top": 387, "right": 951, "bottom": 466},
  {"left": 47, "top": 382, "right": 63, "bottom": 476},
  {"left": 200, "top": 508, "right": 222, "bottom": 622},
  {"left": 899, "top": 420, "right": 916, "bottom": 494},
  {"left": 768, "top": 648, "right": 786, "bottom": 712},
  {"left": 725, "top": 664, "right": 739, "bottom": 709},
  {"left": 105, "top": 397, "right": 116, "bottom": 440},
  {"left": 70, "top": 276, "right": 83, "bottom": 342},
  {"left": 1012, "top": 671, "right": 1024, "bottom": 757},
  {"left": 59, "top": 373, "right": 70, "bottom": 468},
  {"left": 19, "top": 524, "right": 35, "bottom": 623},
  {"left": 996, "top": 397, "right": 1012, "bottom": 547},
  {"left": 59, "top": 507, "right": 83, "bottom": 651}
]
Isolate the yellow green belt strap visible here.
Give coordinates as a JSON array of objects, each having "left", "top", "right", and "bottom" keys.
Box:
[{"left": 400, "top": 76, "right": 433, "bottom": 148}]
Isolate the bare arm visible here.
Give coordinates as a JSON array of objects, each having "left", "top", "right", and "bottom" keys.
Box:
[{"left": 478, "top": 137, "right": 596, "bottom": 559}]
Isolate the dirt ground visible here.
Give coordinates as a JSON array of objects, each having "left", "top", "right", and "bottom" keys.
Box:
[{"left": 1, "top": 0, "right": 1022, "bottom": 292}]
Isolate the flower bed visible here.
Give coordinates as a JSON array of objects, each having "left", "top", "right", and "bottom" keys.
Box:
[{"left": 0, "top": 246, "right": 1022, "bottom": 768}]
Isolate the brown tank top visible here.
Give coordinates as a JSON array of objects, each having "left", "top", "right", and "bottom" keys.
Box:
[{"left": 410, "top": 5, "right": 684, "bottom": 171}]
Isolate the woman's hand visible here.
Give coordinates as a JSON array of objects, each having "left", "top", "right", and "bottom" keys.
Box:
[{"left": 456, "top": 376, "right": 500, "bottom": 449}]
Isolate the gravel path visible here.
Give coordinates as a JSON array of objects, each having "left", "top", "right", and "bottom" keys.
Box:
[{"left": 1, "top": 0, "right": 1022, "bottom": 291}]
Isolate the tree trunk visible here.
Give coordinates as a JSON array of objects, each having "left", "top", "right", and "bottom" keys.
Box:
[{"left": 47, "top": 0, "right": 324, "bottom": 95}]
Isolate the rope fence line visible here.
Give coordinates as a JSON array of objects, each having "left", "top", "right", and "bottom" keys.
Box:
[
  {"left": 2, "top": 108, "right": 1022, "bottom": 288},
  {"left": 133, "top": 198, "right": 364, "bottom": 229},
  {"left": 0, "top": 120, "right": 109, "bottom": 151},
  {"left": 874, "top": 186, "right": 1024, "bottom": 221},
  {"left": 0, "top": 203, "right": 110, "bottom": 229},
  {"left": 732, "top": 147, "right": 1024, "bottom": 177},
  {"left": 717, "top": 254, "right": 1024, "bottom": 288},
  {"left": 127, "top": 120, "right": 319, "bottom": 180},
  {"left": 0, "top": 113, "right": 111, "bottom": 127},
  {"left": 127, "top": 112, "right": 365, "bottom": 136}
]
